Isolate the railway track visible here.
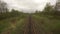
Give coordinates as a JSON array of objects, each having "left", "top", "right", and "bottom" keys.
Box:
[{"left": 24, "top": 15, "right": 37, "bottom": 34}]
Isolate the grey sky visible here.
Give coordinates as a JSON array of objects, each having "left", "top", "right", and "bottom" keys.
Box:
[{"left": 2, "top": 0, "right": 56, "bottom": 13}]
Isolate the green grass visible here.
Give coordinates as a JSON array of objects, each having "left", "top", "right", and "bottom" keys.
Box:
[
  {"left": 33, "top": 15, "right": 60, "bottom": 34},
  {"left": 0, "top": 14, "right": 27, "bottom": 34},
  {"left": 12, "top": 18, "right": 26, "bottom": 34}
]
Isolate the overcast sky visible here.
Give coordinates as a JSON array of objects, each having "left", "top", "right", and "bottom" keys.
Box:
[{"left": 2, "top": 0, "right": 56, "bottom": 13}]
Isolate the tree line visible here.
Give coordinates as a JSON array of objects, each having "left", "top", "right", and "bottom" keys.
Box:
[
  {"left": 0, "top": 0, "right": 23, "bottom": 20},
  {"left": 35, "top": 2, "right": 60, "bottom": 19}
]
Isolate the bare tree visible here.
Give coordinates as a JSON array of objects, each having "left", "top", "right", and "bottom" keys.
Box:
[{"left": 0, "top": 0, "right": 8, "bottom": 14}]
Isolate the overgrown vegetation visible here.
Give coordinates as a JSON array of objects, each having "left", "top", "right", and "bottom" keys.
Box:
[
  {"left": 33, "top": 3, "right": 60, "bottom": 34},
  {"left": 0, "top": 0, "right": 60, "bottom": 34},
  {"left": 0, "top": 1, "right": 27, "bottom": 34}
]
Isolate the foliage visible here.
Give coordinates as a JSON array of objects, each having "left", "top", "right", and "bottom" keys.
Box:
[
  {"left": 0, "top": 9, "right": 23, "bottom": 20},
  {"left": 42, "top": 3, "right": 55, "bottom": 15}
]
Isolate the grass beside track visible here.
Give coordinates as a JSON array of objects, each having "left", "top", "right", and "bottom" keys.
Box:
[
  {"left": 32, "top": 15, "right": 60, "bottom": 34},
  {"left": 0, "top": 15, "right": 27, "bottom": 34}
]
